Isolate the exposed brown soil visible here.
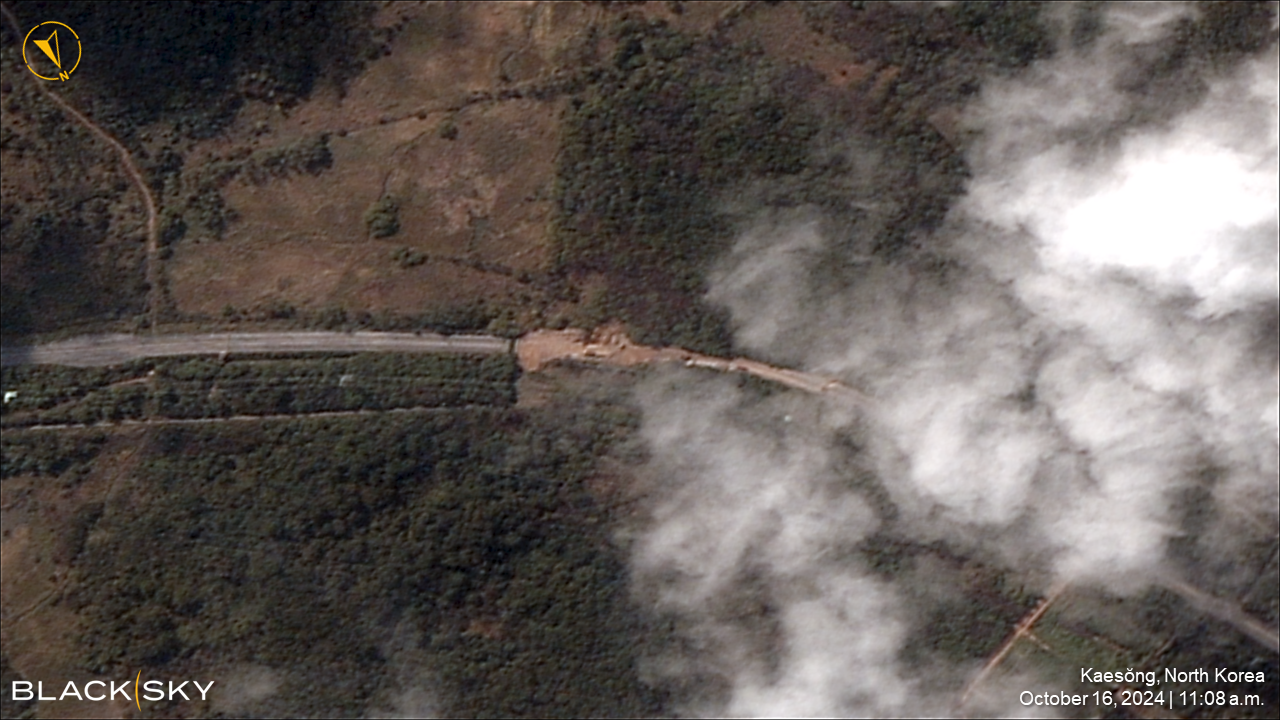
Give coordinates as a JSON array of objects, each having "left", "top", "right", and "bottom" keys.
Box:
[
  {"left": 516, "top": 324, "right": 874, "bottom": 405},
  {"left": 0, "top": 430, "right": 146, "bottom": 719},
  {"left": 169, "top": 3, "right": 583, "bottom": 322}
]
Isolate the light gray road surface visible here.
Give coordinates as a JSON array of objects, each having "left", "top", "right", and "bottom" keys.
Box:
[{"left": 1, "top": 332, "right": 511, "bottom": 367}]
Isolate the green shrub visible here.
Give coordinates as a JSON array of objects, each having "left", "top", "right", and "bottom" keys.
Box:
[
  {"left": 246, "top": 133, "right": 334, "bottom": 183},
  {"left": 437, "top": 116, "right": 458, "bottom": 140},
  {"left": 364, "top": 196, "right": 400, "bottom": 238},
  {"left": 391, "top": 246, "right": 426, "bottom": 268}
]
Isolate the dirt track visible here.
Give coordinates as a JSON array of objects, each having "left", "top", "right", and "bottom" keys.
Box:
[
  {"left": 1, "top": 3, "right": 162, "bottom": 334},
  {"left": 517, "top": 326, "right": 875, "bottom": 406}
]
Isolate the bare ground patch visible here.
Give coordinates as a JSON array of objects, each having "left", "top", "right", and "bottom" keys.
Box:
[
  {"left": 728, "top": 2, "right": 872, "bottom": 88},
  {"left": 0, "top": 431, "right": 145, "bottom": 719},
  {"left": 168, "top": 4, "right": 586, "bottom": 323},
  {"left": 383, "top": 98, "right": 562, "bottom": 271},
  {"left": 170, "top": 97, "right": 559, "bottom": 318},
  {"left": 167, "top": 236, "right": 364, "bottom": 316}
]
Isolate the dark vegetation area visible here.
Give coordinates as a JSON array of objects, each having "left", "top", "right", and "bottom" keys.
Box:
[
  {"left": 8, "top": 1, "right": 383, "bottom": 141},
  {"left": 803, "top": 1, "right": 1053, "bottom": 72},
  {"left": 850, "top": 494, "right": 1277, "bottom": 718},
  {"left": 1, "top": 353, "right": 517, "bottom": 427},
  {"left": 796, "top": 1, "right": 1057, "bottom": 255},
  {"left": 551, "top": 4, "right": 1058, "bottom": 352},
  {"left": 857, "top": 532, "right": 1041, "bottom": 663},
  {"left": 1, "top": 360, "right": 151, "bottom": 426},
  {"left": 554, "top": 16, "right": 818, "bottom": 354},
  {"left": 392, "top": 245, "right": 428, "bottom": 268},
  {"left": 25, "top": 404, "right": 662, "bottom": 718},
  {"left": 0, "top": 2, "right": 379, "bottom": 343},
  {"left": 1141, "top": 585, "right": 1280, "bottom": 720},
  {"left": 151, "top": 353, "right": 516, "bottom": 419},
  {"left": 1168, "top": 0, "right": 1279, "bottom": 66},
  {"left": 552, "top": 1, "right": 1278, "bottom": 355},
  {"left": 0, "top": 69, "right": 148, "bottom": 341},
  {"left": 0, "top": 204, "right": 148, "bottom": 338},
  {"left": 365, "top": 195, "right": 402, "bottom": 239},
  {"left": 224, "top": 133, "right": 335, "bottom": 185},
  {"left": 0, "top": 655, "right": 37, "bottom": 720},
  {"left": 1026, "top": 583, "right": 1280, "bottom": 720},
  {"left": 0, "top": 428, "right": 108, "bottom": 479}
]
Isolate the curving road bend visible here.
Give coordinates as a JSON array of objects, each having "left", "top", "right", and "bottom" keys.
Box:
[
  {"left": 1, "top": 3, "right": 163, "bottom": 334},
  {"left": 1, "top": 332, "right": 512, "bottom": 367}
]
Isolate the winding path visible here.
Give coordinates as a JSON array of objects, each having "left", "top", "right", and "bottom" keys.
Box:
[{"left": 1, "top": 3, "right": 161, "bottom": 334}]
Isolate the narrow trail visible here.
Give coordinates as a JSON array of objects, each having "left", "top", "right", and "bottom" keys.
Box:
[{"left": 1, "top": 4, "right": 161, "bottom": 334}]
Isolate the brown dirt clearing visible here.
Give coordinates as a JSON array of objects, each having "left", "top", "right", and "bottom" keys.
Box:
[
  {"left": 1, "top": 431, "right": 146, "bottom": 719},
  {"left": 170, "top": 2, "right": 582, "bottom": 321}
]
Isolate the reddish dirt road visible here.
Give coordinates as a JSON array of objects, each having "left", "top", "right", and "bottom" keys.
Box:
[{"left": 516, "top": 325, "right": 874, "bottom": 405}]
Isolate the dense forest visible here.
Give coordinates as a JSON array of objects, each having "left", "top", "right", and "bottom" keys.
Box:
[
  {"left": 553, "top": 15, "right": 818, "bottom": 354},
  {"left": 8, "top": 1, "right": 383, "bottom": 140},
  {"left": 0, "top": 80, "right": 147, "bottom": 340},
  {"left": 550, "top": 4, "right": 1050, "bottom": 353},
  {"left": 549, "top": 1, "right": 1276, "bottom": 351},
  {"left": 4, "top": 402, "right": 662, "bottom": 718}
]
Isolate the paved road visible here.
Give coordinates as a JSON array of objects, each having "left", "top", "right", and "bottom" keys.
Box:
[{"left": 1, "top": 332, "right": 512, "bottom": 367}]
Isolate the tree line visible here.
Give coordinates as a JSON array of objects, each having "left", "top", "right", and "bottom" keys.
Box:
[{"left": 2, "top": 353, "right": 518, "bottom": 427}]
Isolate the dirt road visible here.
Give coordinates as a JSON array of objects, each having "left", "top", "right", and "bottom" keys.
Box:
[
  {"left": 516, "top": 326, "right": 875, "bottom": 406},
  {"left": 1, "top": 3, "right": 162, "bottom": 334}
]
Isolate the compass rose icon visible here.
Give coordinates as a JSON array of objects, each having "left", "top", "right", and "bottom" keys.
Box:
[{"left": 23, "top": 21, "right": 81, "bottom": 81}]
